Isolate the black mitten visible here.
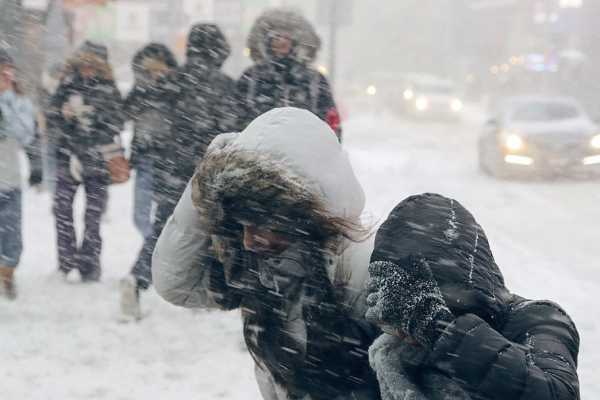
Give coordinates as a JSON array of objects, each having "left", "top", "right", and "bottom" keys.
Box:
[{"left": 365, "top": 256, "right": 454, "bottom": 348}]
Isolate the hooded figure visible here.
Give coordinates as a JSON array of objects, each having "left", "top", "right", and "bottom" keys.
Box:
[
  {"left": 152, "top": 108, "right": 381, "bottom": 399},
  {"left": 366, "top": 194, "right": 580, "bottom": 400},
  {"left": 123, "top": 43, "right": 178, "bottom": 240},
  {"left": 48, "top": 41, "right": 123, "bottom": 281},
  {"left": 119, "top": 26, "right": 235, "bottom": 320},
  {"left": 236, "top": 9, "right": 342, "bottom": 139},
  {"left": 170, "top": 23, "right": 236, "bottom": 182}
]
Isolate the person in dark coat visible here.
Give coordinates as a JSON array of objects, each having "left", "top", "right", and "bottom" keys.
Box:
[
  {"left": 123, "top": 43, "right": 178, "bottom": 240},
  {"left": 236, "top": 9, "right": 342, "bottom": 140},
  {"left": 365, "top": 193, "right": 580, "bottom": 400},
  {"left": 119, "top": 25, "right": 235, "bottom": 319},
  {"left": 48, "top": 41, "right": 124, "bottom": 282}
]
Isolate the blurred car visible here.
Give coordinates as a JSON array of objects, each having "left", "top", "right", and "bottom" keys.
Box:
[
  {"left": 478, "top": 96, "right": 600, "bottom": 178},
  {"left": 399, "top": 74, "right": 464, "bottom": 120}
]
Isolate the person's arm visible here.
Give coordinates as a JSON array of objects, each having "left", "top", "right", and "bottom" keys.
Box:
[
  {"left": 428, "top": 301, "right": 580, "bottom": 400},
  {"left": 215, "top": 75, "right": 239, "bottom": 134},
  {"left": 46, "top": 79, "right": 74, "bottom": 153},
  {"left": 315, "top": 73, "right": 342, "bottom": 140},
  {"left": 0, "top": 94, "right": 36, "bottom": 146},
  {"left": 234, "top": 69, "right": 254, "bottom": 132},
  {"left": 152, "top": 180, "right": 240, "bottom": 310},
  {"left": 97, "top": 80, "right": 124, "bottom": 139}
]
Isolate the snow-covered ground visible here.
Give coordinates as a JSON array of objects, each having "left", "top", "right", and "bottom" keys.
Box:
[{"left": 2, "top": 109, "right": 598, "bottom": 399}]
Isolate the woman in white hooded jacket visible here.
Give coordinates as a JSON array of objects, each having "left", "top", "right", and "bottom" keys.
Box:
[{"left": 152, "top": 107, "right": 381, "bottom": 399}]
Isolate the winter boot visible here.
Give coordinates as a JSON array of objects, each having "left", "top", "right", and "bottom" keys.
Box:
[
  {"left": 0, "top": 266, "right": 17, "bottom": 300},
  {"left": 120, "top": 274, "right": 142, "bottom": 320}
]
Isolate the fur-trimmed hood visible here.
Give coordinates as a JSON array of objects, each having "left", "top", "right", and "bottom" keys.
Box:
[
  {"left": 246, "top": 8, "right": 321, "bottom": 64},
  {"left": 191, "top": 107, "right": 369, "bottom": 299},
  {"left": 192, "top": 107, "right": 364, "bottom": 232}
]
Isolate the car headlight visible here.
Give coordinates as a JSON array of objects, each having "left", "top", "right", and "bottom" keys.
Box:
[
  {"left": 591, "top": 134, "right": 600, "bottom": 149},
  {"left": 504, "top": 132, "right": 525, "bottom": 151},
  {"left": 451, "top": 98, "right": 463, "bottom": 112},
  {"left": 403, "top": 89, "right": 414, "bottom": 100},
  {"left": 415, "top": 97, "right": 429, "bottom": 111}
]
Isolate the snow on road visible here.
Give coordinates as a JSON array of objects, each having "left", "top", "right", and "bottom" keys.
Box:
[{"left": 1, "top": 109, "right": 598, "bottom": 399}]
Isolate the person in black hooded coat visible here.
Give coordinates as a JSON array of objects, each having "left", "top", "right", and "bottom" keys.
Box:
[
  {"left": 119, "top": 25, "right": 235, "bottom": 319},
  {"left": 123, "top": 43, "right": 178, "bottom": 240},
  {"left": 235, "top": 12, "right": 342, "bottom": 140},
  {"left": 365, "top": 193, "right": 580, "bottom": 400}
]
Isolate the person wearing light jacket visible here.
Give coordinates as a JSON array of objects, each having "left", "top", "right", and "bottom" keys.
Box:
[
  {"left": 0, "top": 49, "right": 35, "bottom": 299},
  {"left": 152, "top": 107, "right": 381, "bottom": 399},
  {"left": 365, "top": 194, "right": 580, "bottom": 400}
]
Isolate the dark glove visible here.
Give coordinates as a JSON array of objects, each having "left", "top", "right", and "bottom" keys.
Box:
[
  {"left": 365, "top": 256, "right": 454, "bottom": 348},
  {"left": 29, "top": 169, "right": 43, "bottom": 186}
]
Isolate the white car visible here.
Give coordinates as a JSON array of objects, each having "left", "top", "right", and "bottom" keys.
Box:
[
  {"left": 478, "top": 96, "right": 600, "bottom": 178},
  {"left": 399, "top": 75, "right": 464, "bottom": 120}
]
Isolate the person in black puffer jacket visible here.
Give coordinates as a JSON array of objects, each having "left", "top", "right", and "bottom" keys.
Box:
[
  {"left": 48, "top": 41, "right": 123, "bottom": 282},
  {"left": 119, "top": 25, "right": 235, "bottom": 319},
  {"left": 236, "top": 9, "right": 342, "bottom": 140},
  {"left": 366, "top": 193, "right": 580, "bottom": 400}
]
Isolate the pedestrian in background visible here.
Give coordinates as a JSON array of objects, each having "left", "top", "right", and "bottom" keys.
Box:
[
  {"left": 48, "top": 41, "right": 124, "bottom": 282},
  {"left": 123, "top": 43, "right": 178, "bottom": 241},
  {"left": 238, "top": 9, "right": 342, "bottom": 140},
  {"left": 120, "top": 25, "right": 234, "bottom": 319},
  {"left": 0, "top": 49, "right": 36, "bottom": 299}
]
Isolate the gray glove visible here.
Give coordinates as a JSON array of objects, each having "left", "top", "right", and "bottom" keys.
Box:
[{"left": 365, "top": 256, "right": 454, "bottom": 348}]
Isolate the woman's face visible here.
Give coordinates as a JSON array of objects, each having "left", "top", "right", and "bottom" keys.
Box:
[
  {"left": 142, "top": 58, "right": 170, "bottom": 81},
  {"left": 270, "top": 33, "right": 293, "bottom": 58},
  {"left": 242, "top": 224, "right": 291, "bottom": 255},
  {"left": 79, "top": 64, "right": 97, "bottom": 79}
]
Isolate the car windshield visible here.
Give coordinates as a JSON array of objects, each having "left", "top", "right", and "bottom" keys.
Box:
[{"left": 511, "top": 101, "right": 581, "bottom": 122}]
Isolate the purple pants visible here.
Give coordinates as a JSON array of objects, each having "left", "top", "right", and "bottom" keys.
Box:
[{"left": 53, "top": 164, "right": 108, "bottom": 280}]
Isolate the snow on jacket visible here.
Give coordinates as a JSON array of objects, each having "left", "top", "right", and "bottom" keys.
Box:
[
  {"left": 369, "top": 193, "right": 580, "bottom": 400},
  {"left": 167, "top": 24, "right": 237, "bottom": 183},
  {"left": 0, "top": 89, "right": 35, "bottom": 191},
  {"left": 236, "top": 15, "right": 341, "bottom": 138},
  {"left": 153, "top": 108, "right": 380, "bottom": 399},
  {"left": 47, "top": 44, "right": 123, "bottom": 176}
]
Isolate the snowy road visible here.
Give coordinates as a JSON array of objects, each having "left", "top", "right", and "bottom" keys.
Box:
[{"left": 2, "top": 110, "right": 598, "bottom": 399}]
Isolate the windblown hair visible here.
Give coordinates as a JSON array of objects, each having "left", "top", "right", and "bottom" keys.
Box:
[
  {"left": 192, "top": 146, "right": 367, "bottom": 255},
  {"left": 62, "top": 51, "right": 115, "bottom": 82}
]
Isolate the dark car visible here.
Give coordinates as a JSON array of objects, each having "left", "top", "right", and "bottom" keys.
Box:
[{"left": 478, "top": 96, "right": 600, "bottom": 178}]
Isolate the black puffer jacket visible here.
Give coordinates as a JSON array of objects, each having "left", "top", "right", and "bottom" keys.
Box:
[
  {"left": 168, "top": 24, "right": 236, "bottom": 182},
  {"left": 236, "top": 19, "right": 341, "bottom": 138},
  {"left": 370, "top": 193, "right": 580, "bottom": 400},
  {"left": 48, "top": 43, "right": 123, "bottom": 175}
]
